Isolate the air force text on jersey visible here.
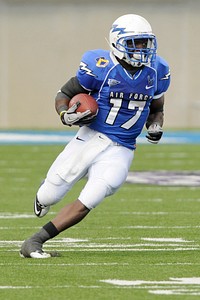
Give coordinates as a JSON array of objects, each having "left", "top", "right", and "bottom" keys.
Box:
[{"left": 109, "top": 92, "right": 153, "bottom": 101}]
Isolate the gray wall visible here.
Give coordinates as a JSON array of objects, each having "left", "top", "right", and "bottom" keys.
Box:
[{"left": 0, "top": 0, "right": 199, "bottom": 129}]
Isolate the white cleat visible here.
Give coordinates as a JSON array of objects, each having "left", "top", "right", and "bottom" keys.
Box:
[
  {"left": 34, "top": 197, "right": 50, "bottom": 218},
  {"left": 20, "top": 250, "right": 51, "bottom": 259}
]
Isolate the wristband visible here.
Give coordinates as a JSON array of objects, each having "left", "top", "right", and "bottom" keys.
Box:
[
  {"left": 60, "top": 110, "right": 67, "bottom": 124},
  {"left": 60, "top": 110, "right": 67, "bottom": 118}
]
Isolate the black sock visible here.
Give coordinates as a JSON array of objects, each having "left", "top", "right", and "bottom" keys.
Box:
[{"left": 43, "top": 221, "right": 59, "bottom": 239}]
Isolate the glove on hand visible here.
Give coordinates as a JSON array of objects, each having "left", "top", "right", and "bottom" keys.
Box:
[
  {"left": 146, "top": 123, "right": 163, "bottom": 144},
  {"left": 60, "top": 101, "right": 92, "bottom": 126}
]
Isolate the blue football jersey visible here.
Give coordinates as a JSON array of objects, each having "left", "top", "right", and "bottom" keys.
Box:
[{"left": 76, "top": 49, "right": 170, "bottom": 150}]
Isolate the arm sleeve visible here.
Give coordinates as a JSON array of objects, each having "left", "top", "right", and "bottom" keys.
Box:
[{"left": 60, "top": 76, "right": 89, "bottom": 99}]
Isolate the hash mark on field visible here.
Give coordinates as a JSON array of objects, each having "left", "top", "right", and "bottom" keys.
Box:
[{"left": 101, "top": 277, "right": 200, "bottom": 296}]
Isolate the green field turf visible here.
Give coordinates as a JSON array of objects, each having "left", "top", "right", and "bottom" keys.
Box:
[{"left": 1, "top": 143, "right": 200, "bottom": 299}]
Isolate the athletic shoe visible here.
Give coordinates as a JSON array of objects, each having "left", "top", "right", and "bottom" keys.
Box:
[
  {"left": 34, "top": 197, "right": 50, "bottom": 218},
  {"left": 20, "top": 238, "right": 51, "bottom": 259}
]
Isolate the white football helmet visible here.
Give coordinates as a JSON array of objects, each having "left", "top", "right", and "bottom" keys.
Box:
[{"left": 109, "top": 14, "right": 157, "bottom": 67}]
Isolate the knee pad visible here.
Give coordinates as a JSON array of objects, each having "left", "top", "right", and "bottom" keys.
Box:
[
  {"left": 37, "top": 177, "right": 70, "bottom": 206},
  {"left": 78, "top": 178, "right": 112, "bottom": 210}
]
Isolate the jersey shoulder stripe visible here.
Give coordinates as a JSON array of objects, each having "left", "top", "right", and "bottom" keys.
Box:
[{"left": 153, "top": 55, "right": 171, "bottom": 96}]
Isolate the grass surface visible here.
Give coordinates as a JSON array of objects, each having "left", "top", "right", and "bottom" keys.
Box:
[{"left": 0, "top": 143, "right": 200, "bottom": 299}]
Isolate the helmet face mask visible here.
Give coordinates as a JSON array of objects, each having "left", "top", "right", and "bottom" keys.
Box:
[{"left": 109, "top": 14, "right": 157, "bottom": 67}]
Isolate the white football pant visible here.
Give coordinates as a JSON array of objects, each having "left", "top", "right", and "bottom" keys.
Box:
[{"left": 37, "top": 126, "right": 134, "bottom": 210}]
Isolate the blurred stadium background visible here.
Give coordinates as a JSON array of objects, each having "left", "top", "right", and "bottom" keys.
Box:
[{"left": 0, "top": 0, "right": 199, "bottom": 130}]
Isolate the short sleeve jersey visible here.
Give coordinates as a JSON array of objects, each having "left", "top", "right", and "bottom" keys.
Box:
[{"left": 76, "top": 49, "right": 170, "bottom": 150}]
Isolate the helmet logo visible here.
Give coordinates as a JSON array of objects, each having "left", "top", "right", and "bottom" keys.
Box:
[{"left": 111, "top": 24, "right": 126, "bottom": 34}]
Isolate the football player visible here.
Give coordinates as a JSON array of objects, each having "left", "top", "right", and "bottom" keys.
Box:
[{"left": 20, "top": 14, "right": 170, "bottom": 258}]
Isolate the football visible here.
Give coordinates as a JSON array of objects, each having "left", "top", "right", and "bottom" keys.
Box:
[{"left": 69, "top": 93, "right": 98, "bottom": 116}]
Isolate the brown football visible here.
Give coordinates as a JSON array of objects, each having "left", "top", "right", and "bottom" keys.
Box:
[{"left": 69, "top": 93, "right": 98, "bottom": 116}]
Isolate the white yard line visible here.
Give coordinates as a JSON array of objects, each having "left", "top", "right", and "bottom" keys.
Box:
[
  {"left": 141, "top": 238, "right": 192, "bottom": 243},
  {"left": 1, "top": 235, "right": 200, "bottom": 255},
  {"left": 101, "top": 277, "right": 200, "bottom": 295},
  {"left": 0, "top": 285, "right": 101, "bottom": 289},
  {"left": 0, "top": 262, "right": 128, "bottom": 266}
]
